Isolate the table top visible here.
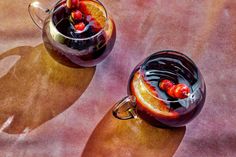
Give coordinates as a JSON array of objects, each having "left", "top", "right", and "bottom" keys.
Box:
[{"left": 0, "top": 0, "right": 236, "bottom": 157}]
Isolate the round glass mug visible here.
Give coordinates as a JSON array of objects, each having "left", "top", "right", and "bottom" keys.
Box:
[
  {"left": 28, "top": 0, "right": 116, "bottom": 67},
  {"left": 113, "top": 50, "right": 206, "bottom": 128}
]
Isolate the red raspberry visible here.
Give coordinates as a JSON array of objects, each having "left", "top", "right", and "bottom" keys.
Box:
[
  {"left": 71, "top": 10, "right": 82, "bottom": 20},
  {"left": 173, "top": 84, "right": 190, "bottom": 99},
  {"left": 159, "top": 79, "right": 174, "bottom": 91},
  {"left": 72, "top": 0, "right": 80, "bottom": 8},
  {"left": 74, "top": 22, "right": 85, "bottom": 31}
]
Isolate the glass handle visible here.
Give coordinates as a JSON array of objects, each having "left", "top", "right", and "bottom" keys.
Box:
[
  {"left": 112, "top": 96, "right": 137, "bottom": 120},
  {"left": 28, "top": 1, "right": 50, "bottom": 29}
]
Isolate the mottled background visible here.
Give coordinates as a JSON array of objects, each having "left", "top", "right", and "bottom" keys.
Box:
[{"left": 0, "top": 0, "right": 236, "bottom": 156}]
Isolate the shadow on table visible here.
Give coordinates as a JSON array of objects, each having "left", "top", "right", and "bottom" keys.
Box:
[
  {"left": 82, "top": 108, "right": 186, "bottom": 157},
  {"left": 0, "top": 44, "right": 95, "bottom": 134}
]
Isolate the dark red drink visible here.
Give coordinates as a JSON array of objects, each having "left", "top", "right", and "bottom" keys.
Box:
[
  {"left": 42, "top": 0, "right": 116, "bottom": 67},
  {"left": 128, "top": 51, "right": 206, "bottom": 127}
]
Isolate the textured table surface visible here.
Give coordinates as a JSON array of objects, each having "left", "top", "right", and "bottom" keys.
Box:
[{"left": 0, "top": 0, "right": 236, "bottom": 157}]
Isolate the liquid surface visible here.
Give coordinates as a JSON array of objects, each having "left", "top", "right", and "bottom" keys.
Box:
[
  {"left": 129, "top": 51, "right": 205, "bottom": 127},
  {"left": 53, "top": 1, "right": 105, "bottom": 39},
  {"left": 42, "top": 0, "right": 116, "bottom": 67}
]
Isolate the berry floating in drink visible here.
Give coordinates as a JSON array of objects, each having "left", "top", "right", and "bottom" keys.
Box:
[
  {"left": 159, "top": 79, "right": 174, "bottom": 91},
  {"left": 74, "top": 22, "right": 85, "bottom": 31},
  {"left": 71, "top": 10, "right": 83, "bottom": 20},
  {"left": 159, "top": 79, "right": 190, "bottom": 99},
  {"left": 173, "top": 83, "right": 190, "bottom": 99}
]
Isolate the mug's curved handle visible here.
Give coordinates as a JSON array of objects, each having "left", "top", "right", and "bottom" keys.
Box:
[
  {"left": 28, "top": 1, "right": 50, "bottom": 29},
  {"left": 112, "top": 96, "right": 138, "bottom": 120}
]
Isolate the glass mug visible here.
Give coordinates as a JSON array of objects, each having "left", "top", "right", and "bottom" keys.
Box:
[
  {"left": 113, "top": 50, "right": 206, "bottom": 128},
  {"left": 29, "top": 0, "right": 116, "bottom": 67}
]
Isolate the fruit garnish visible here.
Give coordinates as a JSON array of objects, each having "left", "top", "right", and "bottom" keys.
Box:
[
  {"left": 142, "top": 79, "right": 158, "bottom": 97},
  {"left": 173, "top": 84, "right": 190, "bottom": 99},
  {"left": 66, "top": 0, "right": 72, "bottom": 8},
  {"left": 159, "top": 79, "right": 190, "bottom": 99},
  {"left": 159, "top": 79, "right": 174, "bottom": 91},
  {"left": 71, "top": 10, "right": 82, "bottom": 20},
  {"left": 166, "top": 84, "right": 190, "bottom": 99},
  {"left": 66, "top": 0, "right": 79, "bottom": 9},
  {"left": 167, "top": 85, "right": 177, "bottom": 98},
  {"left": 79, "top": 1, "right": 106, "bottom": 29},
  {"left": 74, "top": 22, "right": 85, "bottom": 31},
  {"left": 131, "top": 71, "right": 179, "bottom": 119}
]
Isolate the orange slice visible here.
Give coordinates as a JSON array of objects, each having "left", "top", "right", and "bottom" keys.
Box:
[
  {"left": 131, "top": 71, "right": 179, "bottom": 119},
  {"left": 79, "top": 0, "right": 106, "bottom": 28}
]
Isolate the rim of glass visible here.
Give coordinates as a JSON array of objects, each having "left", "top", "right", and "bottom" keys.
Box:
[
  {"left": 49, "top": 0, "right": 108, "bottom": 41},
  {"left": 137, "top": 50, "right": 203, "bottom": 103}
]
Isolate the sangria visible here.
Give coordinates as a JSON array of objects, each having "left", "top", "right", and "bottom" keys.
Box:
[
  {"left": 113, "top": 50, "right": 206, "bottom": 128},
  {"left": 29, "top": 0, "right": 116, "bottom": 67}
]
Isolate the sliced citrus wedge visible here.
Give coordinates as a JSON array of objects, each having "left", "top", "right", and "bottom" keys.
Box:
[
  {"left": 79, "top": 0, "right": 106, "bottom": 28},
  {"left": 131, "top": 71, "right": 179, "bottom": 119}
]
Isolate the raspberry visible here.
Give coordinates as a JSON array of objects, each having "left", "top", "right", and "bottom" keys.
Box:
[
  {"left": 74, "top": 22, "right": 85, "bottom": 31},
  {"left": 71, "top": 10, "right": 82, "bottom": 20}
]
